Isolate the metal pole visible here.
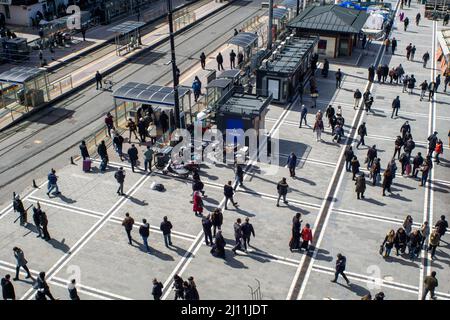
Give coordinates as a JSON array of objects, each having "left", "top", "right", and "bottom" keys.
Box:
[
  {"left": 267, "top": 0, "right": 273, "bottom": 50},
  {"left": 297, "top": 0, "right": 300, "bottom": 15},
  {"left": 167, "top": 0, "right": 181, "bottom": 129}
]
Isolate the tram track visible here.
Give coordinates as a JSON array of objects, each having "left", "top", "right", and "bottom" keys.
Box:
[{"left": 0, "top": 1, "right": 264, "bottom": 190}]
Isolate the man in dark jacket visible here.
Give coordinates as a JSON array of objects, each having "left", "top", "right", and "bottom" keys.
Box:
[
  {"left": 241, "top": 217, "right": 255, "bottom": 251},
  {"left": 299, "top": 104, "right": 308, "bottom": 128},
  {"left": 368, "top": 65, "right": 375, "bottom": 82},
  {"left": 394, "top": 136, "right": 403, "bottom": 160},
  {"left": 137, "top": 118, "right": 147, "bottom": 143},
  {"left": 172, "top": 275, "right": 184, "bottom": 300},
  {"left": 113, "top": 132, "right": 124, "bottom": 161},
  {"left": 356, "top": 122, "right": 367, "bottom": 148},
  {"left": 79, "top": 140, "right": 90, "bottom": 160},
  {"left": 95, "top": 71, "right": 102, "bottom": 90},
  {"left": 68, "top": 279, "right": 80, "bottom": 300},
  {"left": 201, "top": 215, "right": 213, "bottom": 246},
  {"left": 32, "top": 202, "right": 43, "bottom": 238},
  {"left": 391, "top": 37, "right": 397, "bottom": 54},
  {"left": 1, "top": 274, "right": 15, "bottom": 300},
  {"left": 353, "top": 89, "right": 362, "bottom": 109},
  {"left": 422, "top": 271, "right": 438, "bottom": 300},
  {"left": 152, "top": 278, "right": 163, "bottom": 300},
  {"left": 40, "top": 211, "right": 51, "bottom": 241},
  {"left": 435, "top": 215, "right": 448, "bottom": 239},
  {"left": 216, "top": 52, "right": 224, "bottom": 71},
  {"left": 211, "top": 230, "right": 226, "bottom": 258},
  {"left": 391, "top": 96, "right": 400, "bottom": 118},
  {"left": 122, "top": 213, "right": 134, "bottom": 245},
  {"left": 427, "top": 131, "right": 438, "bottom": 157},
  {"left": 277, "top": 178, "right": 289, "bottom": 207},
  {"left": 114, "top": 167, "right": 125, "bottom": 196},
  {"left": 229, "top": 49, "right": 236, "bottom": 69},
  {"left": 344, "top": 146, "right": 354, "bottom": 172},
  {"left": 286, "top": 152, "right": 297, "bottom": 177},
  {"left": 412, "top": 152, "right": 424, "bottom": 178},
  {"left": 211, "top": 208, "right": 223, "bottom": 237},
  {"left": 139, "top": 219, "right": 150, "bottom": 252},
  {"left": 290, "top": 213, "right": 302, "bottom": 251},
  {"left": 335, "top": 69, "right": 343, "bottom": 88},
  {"left": 34, "top": 272, "right": 55, "bottom": 300},
  {"left": 160, "top": 216, "right": 173, "bottom": 247},
  {"left": 97, "top": 141, "right": 108, "bottom": 172},
  {"left": 13, "top": 194, "right": 27, "bottom": 226},
  {"left": 232, "top": 218, "right": 244, "bottom": 254},
  {"left": 224, "top": 181, "right": 238, "bottom": 210},
  {"left": 127, "top": 144, "right": 139, "bottom": 172},
  {"left": 366, "top": 145, "right": 377, "bottom": 169},
  {"left": 331, "top": 253, "right": 350, "bottom": 285}
]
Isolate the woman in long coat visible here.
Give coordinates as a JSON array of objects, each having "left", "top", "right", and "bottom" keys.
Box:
[{"left": 193, "top": 191, "right": 203, "bottom": 216}]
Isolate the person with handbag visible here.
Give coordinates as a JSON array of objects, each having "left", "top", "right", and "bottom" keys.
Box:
[
  {"left": 381, "top": 230, "right": 395, "bottom": 257},
  {"left": 192, "top": 191, "right": 203, "bottom": 217}
]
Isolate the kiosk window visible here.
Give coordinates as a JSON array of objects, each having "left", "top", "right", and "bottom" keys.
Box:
[
  {"left": 318, "top": 40, "right": 327, "bottom": 54},
  {"left": 268, "top": 79, "right": 280, "bottom": 100}
]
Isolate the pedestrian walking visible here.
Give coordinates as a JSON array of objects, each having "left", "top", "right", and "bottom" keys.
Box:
[
  {"left": 229, "top": 50, "right": 236, "bottom": 69},
  {"left": 408, "top": 229, "right": 422, "bottom": 260},
  {"left": 428, "top": 81, "right": 436, "bottom": 101},
  {"left": 104, "top": 112, "right": 114, "bottom": 137},
  {"left": 420, "top": 221, "right": 430, "bottom": 249},
  {"left": 351, "top": 156, "right": 360, "bottom": 181},
  {"left": 201, "top": 214, "right": 213, "bottom": 246},
  {"left": 356, "top": 122, "right": 367, "bottom": 148},
  {"left": 300, "top": 223, "right": 312, "bottom": 252},
  {"left": 216, "top": 52, "right": 224, "bottom": 70},
  {"left": 34, "top": 272, "right": 55, "bottom": 300},
  {"left": 331, "top": 253, "right": 350, "bottom": 285},
  {"left": 313, "top": 116, "right": 324, "bottom": 142},
  {"left": 95, "top": 71, "right": 102, "bottom": 90},
  {"left": 160, "top": 216, "right": 173, "bottom": 247},
  {"left": 391, "top": 37, "right": 397, "bottom": 54},
  {"left": 427, "top": 131, "right": 438, "bottom": 157},
  {"left": 410, "top": 45, "right": 416, "bottom": 61},
  {"left": 200, "top": 52, "right": 206, "bottom": 69},
  {"left": 232, "top": 218, "right": 244, "bottom": 254},
  {"left": 113, "top": 132, "right": 124, "bottom": 161},
  {"left": 241, "top": 217, "right": 255, "bottom": 251},
  {"left": 289, "top": 213, "right": 302, "bottom": 252},
  {"left": 422, "top": 51, "right": 430, "bottom": 68},
  {"left": 46, "top": 168, "right": 60, "bottom": 197},
  {"left": 406, "top": 43, "right": 412, "bottom": 60},
  {"left": 12, "top": 194, "right": 27, "bottom": 226},
  {"left": 126, "top": 118, "right": 139, "bottom": 142},
  {"left": 394, "top": 227, "right": 407, "bottom": 255},
  {"left": 435, "top": 74, "right": 441, "bottom": 92},
  {"left": 407, "top": 75, "right": 416, "bottom": 94},
  {"left": 40, "top": 210, "right": 51, "bottom": 241},
  {"left": 139, "top": 219, "right": 150, "bottom": 253},
  {"left": 368, "top": 65, "right": 375, "bottom": 82},
  {"left": 355, "top": 173, "right": 366, "bottom": 200},
  {"left": 382, "top": 166, "right": 393, "bottom": 196},
  {"left": 419, "top": 158, "right": 431, "bottom": 187},
  {"left": 121, "top": 212, "right": 135, "bottom": 245},
  {"left": 366, "top": 145, "right": 377, "bottom": 169},
  {"left": 322, "top": 58, "right": 329, "bottom": 77},
  {"left": 276, "top": 177, "right": 289, "bottom": 207},
  {"left": 344, "top": 146, "right": 354, "bottom": 172},
  {"left": 381, "top": 230, "right": 396, "bottom": 257},
  {"left": 79, "top": 140, "right": 90, "bottom": 160},
  {"left": 428, "top": 229, "right": 440, "bottom": 260},
  {"left": 394, "top": 136, "right": 403, "bottom": 159},
  {"left": 12, "top": 247, "right": 32, "bottom": 281},
  {"left": 403, "top": 215, "right": 413, "bottom": 236},
  {"left": 114, "top": 167, "right": 125, "bottom": 196},
  {"left": 299, "top": 104, "right": 308, "bottom": 128},
  {"left": 97, "top": 140, "right": 108, "bottom": 172},
  {"left": 127, "top": 144, "right": 139, "bottom": 172},
  {"left": 192, "top": 76, "right": 202, "bottom": 102},
  {"left": 143, "top": 146, "right": 153, "bottom": 172},
  {"left": 137, "top": 118, "right": 147, "bottom": 143},
  {"left": 172, "top": 275, "right": 184, "bottom": 300},
  {"left": 159, "top": 111, "right": 169, "bottom": 135},
  {"left": 420, "top": 80, "right": 428, "bottom": 101},
  {"left": 192, "top": 191, "right": 203, "bottom": 217},
  {"left": 186, "top": 277, "right": 199, "bottom": 300},
  {"left": 382, "top": 64, "right": 389, "bottom": 82},
  {"left": 224, "top": 181, "right": 238, "bottom": 210},
  {"left": 286, "top": 152, "right": 297, "bottom": 177},
  {"left": 152, "top": 279, "right": 163, "bottom": 300},
  {"left": 434, "top": 140, "right": 443, "bottom": 164},
  {"left": 403, "top": 16, "right": 409, "bottom": 31},
  {"left": 435, "top": 215, "right": 448, "bottom": 240},
  {"left": 211, "top": 208, "right": 223, "bottom": 237},
  {"left": 1, "top": 274, "right": 15, "bottom": 300},
  {"left": 32, "top": 202, "right": 43, "bottom": 238},
  {"left": 325, "top": 104, "right": 335, "bottom": 128},
  {"left": 335, "top": 68, "right": 343, "bottom": 88},
  {"left": 376, "top": 65, "right": 382, "bottom": 83},
  {"left": 391, "top": 96, "right": 400, "bottom": 118},
  {"left": 68, "top": 279, "right": 80, "bottom": 300},
  {"left": 234, "top": 162, "right": 244, "bottom": 187},
  {"left": 422, "top": 271, "right": 438, "bottom": 300},
  {"left": 353, "top": 89, "right": 362, "bottom": 109},
  {"left": 412, "top": 152, "right": 424, "bottom": 178}
]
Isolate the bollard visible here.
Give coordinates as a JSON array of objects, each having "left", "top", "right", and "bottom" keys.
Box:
[
  {"left": 32, "top": 180, "right": 38, "bottom": 188},
  {"left": 70, "top": 156, "right": 75, "bottom": 165}
]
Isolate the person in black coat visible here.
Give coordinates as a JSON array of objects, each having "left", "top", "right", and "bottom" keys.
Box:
[
  {"left": 172, "top": 275, "right": 184, "bottom": 300},
  {"left": 68, "top": 279, "right": 80, "bottom": 300},
  {"left": 211, "top": 208, "right": 223, "bottom": 237},
  {"left": 127, "top": 144, "right": 139, "bottom": 172},
  {"left": 159, "top": 111, "right": 169, "bottom": 134},
  {"left": 32, "top": 202, "right": 43, "bottom": 238},
  {"left": 152, "top": 278, "right": 163, "bottom": 300},
  {"left": 97, "top": 140, "right": 108, "bottom": 170},
  {"left": 331, "top": 253, "right": 350, "bottom": 285},
  {"left": 185, "top": 277, "right": 199, "bottom": 300},
  {"left": 290, "top": 213, "right": 302, "bottom": 251},
  {"left": 201, "top": 215, "right": 213, "bottom": 246},
  {"left": 211, "top": 230, "right": 226, "bottom": 258},
  {"left": 1, "top": 274, "right": 15, "bottom": 300},
  {"left": 241, "top": 217, "right": 255, "bottom": 251},
  {"left": 223, "top": 181, "right": 238, "bottom": 210},
  {"left": 79, "top": 140, "right": 90, "bottom": 160}
]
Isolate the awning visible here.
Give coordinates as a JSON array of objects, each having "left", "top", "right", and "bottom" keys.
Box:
[
  {"left": 206, "top": 78, "right": 233, "bottom": 89},
  {"left": 0, "top": 67, "right": 45, "bottom": 84},
  {"left": 272, "top": 7, "right": 289, "bottom": 20},
  {"left": 229, "top": 32, "right": 258, "bottom": 48},
  {"left": 108, "top": 21, "right": 146, "bottom": 35},
  {"left": 217, "top": 69, "right": 241, "bottom": 79},
  {"left": 113, "top": 82, "right": 191, "bottom": 106}
]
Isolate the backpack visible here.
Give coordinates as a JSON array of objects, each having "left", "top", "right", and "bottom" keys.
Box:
[{"left": 151, "top": 182, "right": 165, "bottom": 192}]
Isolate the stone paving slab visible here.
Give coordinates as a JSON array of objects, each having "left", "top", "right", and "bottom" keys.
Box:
[
  {"left": 53, "top": 220, "right": 194, "bottom": 300},
  {"left": 164, "top": 244, "right": 298, "bottom": 300},
  {"left": 0, "top": 204, "right": 98, "bottom": 273}
]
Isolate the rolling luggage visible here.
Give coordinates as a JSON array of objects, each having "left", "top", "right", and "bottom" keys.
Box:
[{"left": 82, "top": 158, "right": 91, "bottom": 172}]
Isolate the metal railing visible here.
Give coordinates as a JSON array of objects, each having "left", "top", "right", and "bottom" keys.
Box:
[{"left": 48, "top": 74, "right": 73, "bottom": 99}]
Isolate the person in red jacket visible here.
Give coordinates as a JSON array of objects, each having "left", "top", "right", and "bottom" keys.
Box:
[
  {"left": 193, "top": 191, "right": 203, "bottom": 217},
  {"left": 300, "top": 223, "right": 313, "bottom": 252},
  {"left": 434, "top": 139, "right": 443, "bottom": 164}
]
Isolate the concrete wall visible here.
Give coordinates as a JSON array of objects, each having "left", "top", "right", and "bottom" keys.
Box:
[
  {"left": 0, "top": 3, "right": 44, "bottom": 26},
  {"left": 318, "top": 36, "right": 336, "bottom": 58}
]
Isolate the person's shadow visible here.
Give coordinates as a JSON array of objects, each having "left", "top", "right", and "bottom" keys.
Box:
[{"left": 48, "top": 238, "right": 70, "bottom": 253}]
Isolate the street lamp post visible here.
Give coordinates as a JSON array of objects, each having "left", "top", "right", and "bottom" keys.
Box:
[
  {"left": 167, "top": 0, "right": 182, "bottom": 129},
  {"left": 267, "top": 0, "right": 274, "bottom": 50}
]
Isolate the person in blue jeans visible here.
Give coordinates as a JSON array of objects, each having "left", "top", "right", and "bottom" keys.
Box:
[
  {"left": 46, "top": 169, "right": 60, "bottom": 197},
  {"left": 139, "top": 219, "right": 150, "bottom": 253},
  {"left": 160, "top": 216, "right": 173, "bottom": 247}
]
